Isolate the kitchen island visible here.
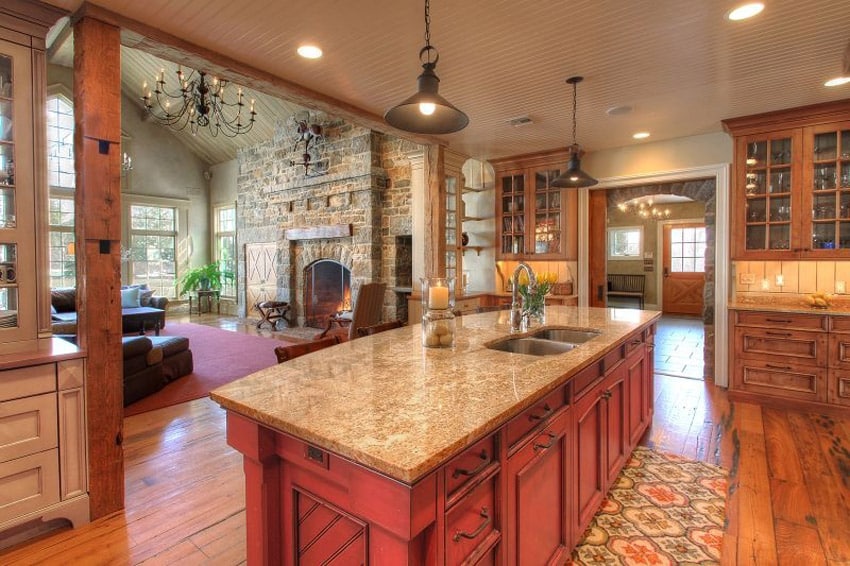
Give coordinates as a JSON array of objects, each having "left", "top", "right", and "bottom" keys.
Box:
[{"left": 212, "top": 306, "right": 660, "bottom": 564}]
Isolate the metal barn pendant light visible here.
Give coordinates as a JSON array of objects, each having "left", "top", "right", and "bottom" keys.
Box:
[
  {"left": 384, "top": 0, "right": 469, "bottom": 135},
  {"left": 552, "top": 76, "right": 598, "bottom": 188}
]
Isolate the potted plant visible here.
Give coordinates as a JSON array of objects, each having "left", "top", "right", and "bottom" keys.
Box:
[{"left": 178, "top": 261, "right": 234, "bottom": 297}]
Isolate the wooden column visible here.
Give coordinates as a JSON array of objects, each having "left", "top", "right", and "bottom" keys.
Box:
[
  {"left": 588, "top": 189, "right": 608, "bottom": 308},
  {"left": 73, "top": 15, "right": 124, "bottom": 518},
  {"left": 424, "top": 145, "right": 446, "bottom": 278}
]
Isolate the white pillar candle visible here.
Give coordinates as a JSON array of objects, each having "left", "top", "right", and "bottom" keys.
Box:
[{"left": 429, "top": 285, "right": 449, "bottom": 310}]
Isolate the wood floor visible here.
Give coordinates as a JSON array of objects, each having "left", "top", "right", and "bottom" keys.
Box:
[{"left": 1, "top": 315, "right": 848, "bottom": 565}]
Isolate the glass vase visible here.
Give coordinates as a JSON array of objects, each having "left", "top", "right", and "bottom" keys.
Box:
[
  {"left": 524, "top": 300, "right": 546, "bottom": 328},
  {"left": 422, "top": 308, "right": 456, "bottom": 348},
  {"left": 420, "top": 276, "right": 455, "bottom": 311}
]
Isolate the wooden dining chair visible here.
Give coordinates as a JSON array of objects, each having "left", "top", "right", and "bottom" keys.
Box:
[
  {"left": 356, "top": 319, "right": 404, "bottom": 338},
  {"left": 274, "top": 335, "right": 341, "bottom": 363}
]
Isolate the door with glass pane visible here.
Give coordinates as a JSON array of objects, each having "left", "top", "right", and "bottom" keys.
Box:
[
  {"left": 662, "top": 223, "right": 706, "bottom": 315},
  {"left": 802, "top": 121, "right": 850, "bottom": 257}
]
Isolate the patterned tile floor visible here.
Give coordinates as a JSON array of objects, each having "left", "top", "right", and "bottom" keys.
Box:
[{"left": 654, "top": 314, "right": 705, "bottom": 380}]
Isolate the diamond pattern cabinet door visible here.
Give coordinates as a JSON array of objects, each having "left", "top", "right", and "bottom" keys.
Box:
[{"left": 245, "top": 242, "right": 278, "bottom": 317}]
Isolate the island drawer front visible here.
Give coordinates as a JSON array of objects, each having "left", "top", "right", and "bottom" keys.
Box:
[
  {"left": 0, "top": 364, "right": 56, "bottom": 403},
  {"left": 0, "top": 393, "right": 59, "bottom": 463},
  {"left": 734, "top": 327, "right": 827, "bottom": 366},
  {"left": 445, "top": 434, "right": 497, "bottom": 505},
  {"left": 572, "top": 363, "right": 603, "bottom": 400},
  {"left": 735, "top": 310, "right": 827, "bottom": 331},
  {"left": 445, "top": 473, "right": 498, "bottom": 565},
  {"left": 828, "top": 370, "right": 850, "bottom": 406},
  {"left": 733, "top": 361, "right": 827, "bottom": 403},
  {"left": 505, "top": 387, "right": 568, "bottom": 451},
  {"left": 0, "top": 449, "right": 61, "bottom": 523}
]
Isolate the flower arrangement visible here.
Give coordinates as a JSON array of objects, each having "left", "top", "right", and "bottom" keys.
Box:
[{"left": 518, "top": 271, "right": 557, "bottom": 323}]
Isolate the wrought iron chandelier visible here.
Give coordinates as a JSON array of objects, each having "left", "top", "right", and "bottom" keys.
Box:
[
  {"left": 141, "top": 67, "right": 256, "bottom": 137},
  {"left": 384, "top": 0, "right": 469, "bottom": 134},
  {"left": 617, "top": 197, "right": 671, "bottom": 221},
  {"left": 552, "top": 76, "right": 598, "bottom": 188}
]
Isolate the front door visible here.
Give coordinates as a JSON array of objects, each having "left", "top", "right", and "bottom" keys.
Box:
[{"left": 661, "top": 223, "right": 705, "bottom": 315}]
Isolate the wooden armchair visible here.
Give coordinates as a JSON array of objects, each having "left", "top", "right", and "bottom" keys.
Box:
[
  {"left": 319, "top": 282, "right": 387, "bottom": 341},
  {"left": 356, "top": 319, "right": 404, "bottom": 337},
  {"left": 274, "top": 335, "right": 341, "bottom": 363}
]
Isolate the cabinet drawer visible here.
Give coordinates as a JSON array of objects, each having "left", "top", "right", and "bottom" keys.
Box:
[
  {"left": 735, "top": 327, "right": 827, "bottom": 366},
  {"left": 454, "top": 297, "right": 480, "bottom": 314},
  {"left": 505, "top": 387, "right": 567, "bottom": 450},
  {"left": 0, "top": 449, "right": 61, "bottom": 523},
  {"left": 0, "top": 393, "right": 58, "bottom": 462},
  {"left": 733, "top": 360, "right": 827, "bottom": 403},
  {"left": 572, "top": 362, "right": 603, "bottom": 400},
  {"left": 828, "top": 370, "right": 850, "bottom": 407},
  {"left": 445, "top": 434, "right": 497, "bottom": 505},
  {"left": 0, "top": 364, "right": 55, "bottom": 402},
  {"left": 735, "top": 310, "right": 827, "bottom": 331},
  {"left": 445, "top": 473, "right": 498, "bottom": 566},
  {"left": 829, "top": 316, "right": 850, "bottom": 333}
]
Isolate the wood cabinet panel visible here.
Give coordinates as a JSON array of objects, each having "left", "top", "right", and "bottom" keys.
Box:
[
  {"left": 58, "top": 387, "right": 87, "bottom": 500},
  {"left": 734, "top": 327, "right": 827, "bottom": 366},
  {"left": 735, "top": 310, "right": 827, "bottom": 331},
  {"left": 0, "top": 392, "right": 57, "bottom": 462},
  {"left": 0, "top": 363, "right": 55, "bottom": 402},
  {"left": 0, "top": 449, "right": 61, "bottom": 523},
  {"left": 828, "top": 370, "right": 850, "bottom": 407},
  {"left": 573, "top": 381, "right": 605, "bottom": 535},
  {"left": 626, "top": 345, "right": 650, "bottom": 448},
  {"left": 604, "top": 372, "right": 628, "bottom": 487},
  {"left": 733, "top": 360, "right": 827, "bottom": 403},
  {"left": 506, "top": 409, "right": 570, "bottom": 566}
]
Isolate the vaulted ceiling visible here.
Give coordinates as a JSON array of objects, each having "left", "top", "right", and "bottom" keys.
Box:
[{"left": 43, "top": 0, "right": 850, "bottom": 166}]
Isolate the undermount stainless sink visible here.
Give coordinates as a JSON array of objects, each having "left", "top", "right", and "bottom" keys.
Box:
[
  {"left": 531, "top": 328, "right": 601, "bottom": 344},
  {"left": 487, "top": 337, "right": 577, "bottom": 356}
]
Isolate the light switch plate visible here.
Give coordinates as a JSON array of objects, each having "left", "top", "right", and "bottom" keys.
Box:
[
  {"left": 837, "top": 280, "right": 846, "bottom": 294},
  {"left": 739, "top": 273, "right": 756, "bottom": 285}
]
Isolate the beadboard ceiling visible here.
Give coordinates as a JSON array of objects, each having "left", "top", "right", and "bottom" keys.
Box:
[{"left": 43, "top": 0, "right": 850, "bottom": 166}]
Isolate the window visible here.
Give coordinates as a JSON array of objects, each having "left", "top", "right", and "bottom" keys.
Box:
[
  {"left": 47, "top": 93, "right": 76, "bottom": 288},
  {"left": 128, "top": 204, "right": 178, "bottom": 298},
  {"left": 608, "top": 226, "right": 642, "bottom": 260},
  {"left": 47, "top": 95, "right": 75, "bottom": 189},
  {"left": 670, "top": 226, "right": 707, "bottom": 273},
  {"left": 48, "top": 197, "right": 76, "bottom": 288},
  {"left": 214, "top": 204, "right": 236, "bottom": 297}
]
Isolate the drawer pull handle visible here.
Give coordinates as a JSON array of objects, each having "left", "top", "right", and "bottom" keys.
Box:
[
  {"left": 453, "top": 507, "right": 491, "bottom": 542},
  {"left": 765, "top": 363, "right": 792, "bottom": 370},
  {"left": 452, "top": 450, "right": 490, "bottom": 478},
  {"left": 534, "top": 432, "right": 557, "bottom": 451},
  {"left": 601, "top": 390, "right": 613, "bottom": 400},
  {"left": 765, "top": 331, "right": 792, "bottom": 337},
  {"left": 765, "top": 318, "right": 792, "bottom": 323},
  {"left": 529, "top": 403, "right": 554, "bottom": 421}
]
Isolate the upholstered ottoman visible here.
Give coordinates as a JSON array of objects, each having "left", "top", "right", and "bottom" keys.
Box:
[
  {"left": 149, "top": 336, "right": 194, "bottom": 382},
  {"left": 123, "top": 336, "right": 165, "bottom": 406}
]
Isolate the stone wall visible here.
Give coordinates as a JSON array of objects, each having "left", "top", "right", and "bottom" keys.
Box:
[{"left": 236, "top": 117, "right": 418, "bottom": 324}]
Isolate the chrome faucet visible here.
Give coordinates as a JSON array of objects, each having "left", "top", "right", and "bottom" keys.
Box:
[{"left": 510, "top": 262, "right": 536, "bottom": 333}]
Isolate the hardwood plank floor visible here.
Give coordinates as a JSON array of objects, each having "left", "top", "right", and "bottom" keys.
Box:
[{"left": 1, "top": 315, "right": 848, "bottom": 564}]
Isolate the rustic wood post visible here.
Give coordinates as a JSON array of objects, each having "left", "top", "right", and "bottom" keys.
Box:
[
  {"left": 424, "top": 145, "right": 446, "bottom": 278},
  {"left": 73, "top": 14, "right": 125, "bottom": 518}
]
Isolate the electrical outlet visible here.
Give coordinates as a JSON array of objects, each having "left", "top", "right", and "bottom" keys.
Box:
[
  {"left": 739, "top": 273, "right": 756, "bottom": 285},
  {"left": 837, "top": 280, "right": 846, "bottom": 294}
]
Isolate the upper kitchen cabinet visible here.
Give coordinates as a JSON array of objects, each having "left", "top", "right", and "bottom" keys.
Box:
[
  {"left": 491, "top": 149, "right": 578, "bottom": 260},
  {"left": 723, "top": 100, "right": 850, "bottom": 260}
]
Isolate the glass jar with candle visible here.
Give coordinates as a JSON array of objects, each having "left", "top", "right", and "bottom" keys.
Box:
[{"left": 420, "top": 277, "right": 456, "bottom": 348}]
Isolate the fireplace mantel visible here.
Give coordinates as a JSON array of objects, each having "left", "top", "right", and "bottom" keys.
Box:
[{"left": 285, "top": 224, "right": 353, "bottom": 240}]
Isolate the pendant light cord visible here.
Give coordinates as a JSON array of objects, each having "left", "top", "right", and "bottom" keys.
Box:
[
  {"left": 424, "top": 0, "right": 431, "bottom": 49},
  {"left": 571, "top": 80, "right": 578, "bottom": 146}
]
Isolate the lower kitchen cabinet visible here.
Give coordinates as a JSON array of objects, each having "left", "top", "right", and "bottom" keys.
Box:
[{"left": 505, "top": 407, "right": 571, "bottom": 565}]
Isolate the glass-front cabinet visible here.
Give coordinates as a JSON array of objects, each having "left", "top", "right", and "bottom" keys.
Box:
[
  {"left": 725, "top": 103, "right": 850, "bottom": 260},
  {"left": 492, "top": 149, "right": 577, "bottom": 260},
  {"left": 0, "top": 39, "right": 37, "bottom": 348}
]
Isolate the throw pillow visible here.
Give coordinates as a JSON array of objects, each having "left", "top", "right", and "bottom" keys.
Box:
[
  {"left": 121, "top": 287, "right": 140, "bottom": 308},
  {"left": 139, "top": 288, "right": 155, "bottom": 307}
]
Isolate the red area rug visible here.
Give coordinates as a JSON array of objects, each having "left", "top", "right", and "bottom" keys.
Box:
[
  {"left": 572, "top": 446, "right": 727, "bottom": 565},
  {"left": 124, "top": 322, "right": 296, "bottom": 417}
]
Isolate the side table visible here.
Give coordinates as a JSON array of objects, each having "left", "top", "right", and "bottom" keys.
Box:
[{"left": 190, "top": 289, "right": 221, "bottom": 315}]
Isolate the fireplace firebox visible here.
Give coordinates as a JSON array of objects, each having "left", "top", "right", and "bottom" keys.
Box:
[{"left": 304, "top": 260, "right": 351, "bottom": 328}]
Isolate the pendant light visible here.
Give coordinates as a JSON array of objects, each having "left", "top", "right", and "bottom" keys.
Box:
[
  {"left": 552, "top": 76, "right": 598, "bottom": 188},
  {"left": 384, "top": 0, "right": 469, "bottom": 135}
]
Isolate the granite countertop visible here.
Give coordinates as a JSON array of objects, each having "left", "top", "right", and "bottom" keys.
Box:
[
  {"left": 729, "top": 297, "right": 850, "bottom": 316},
  {"left": 211, "top": 306, "right": 660, "bottom": 484}
]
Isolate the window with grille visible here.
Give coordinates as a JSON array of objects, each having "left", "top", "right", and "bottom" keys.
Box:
[
  {"left": 670, "top": 226, "right": 707, "bottom": 272},
  {"left": 608, "top": 226, "right": 643, "bottom": 260},
  {"left": 214, "top": 204, "right": 236, "bottom": 297},
  {"left": 47, "top": 94, "right": 76, "bottom": 288},
  {"left": 128, "top": 204, "right": 178, "bottom": 298},
  {"left": 47, "top": 95, "right": 75, "bottom": 189},
  {"left": 48, "top": 197, "right": 75, "bottom": 288}
]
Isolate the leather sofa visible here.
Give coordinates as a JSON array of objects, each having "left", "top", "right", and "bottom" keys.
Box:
[{"left": 51, "top": 285, "right": 168, "bottom": 335}]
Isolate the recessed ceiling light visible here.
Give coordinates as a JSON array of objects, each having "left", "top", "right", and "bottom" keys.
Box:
[
  {"left": 606, "top": 105, "right": 633, "bottom": 116},
  {"left": 633, "top": 132, "right": 650, "bottom": 140},
  {"left": 297, "top": 45, "right": 323, "bottom": 59},
  {"left": 824, "top": 76, "right": 850, "bottom": 87},
  {"left": 727, "top": 2, "right": 764, "bottom": 21}
]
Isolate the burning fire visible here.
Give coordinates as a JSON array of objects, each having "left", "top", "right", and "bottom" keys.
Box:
[{"left": 337, "top": 289, "right": 351, "bottom": 313}]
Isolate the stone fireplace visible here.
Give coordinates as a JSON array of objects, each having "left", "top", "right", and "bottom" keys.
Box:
[{"left": 237, "top": 117, "right": 419, "bottom": 326}]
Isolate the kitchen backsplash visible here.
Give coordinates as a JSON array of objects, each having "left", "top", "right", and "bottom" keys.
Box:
[{"left": 733, "top": 260, "right": 850, "bottom": 295}]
